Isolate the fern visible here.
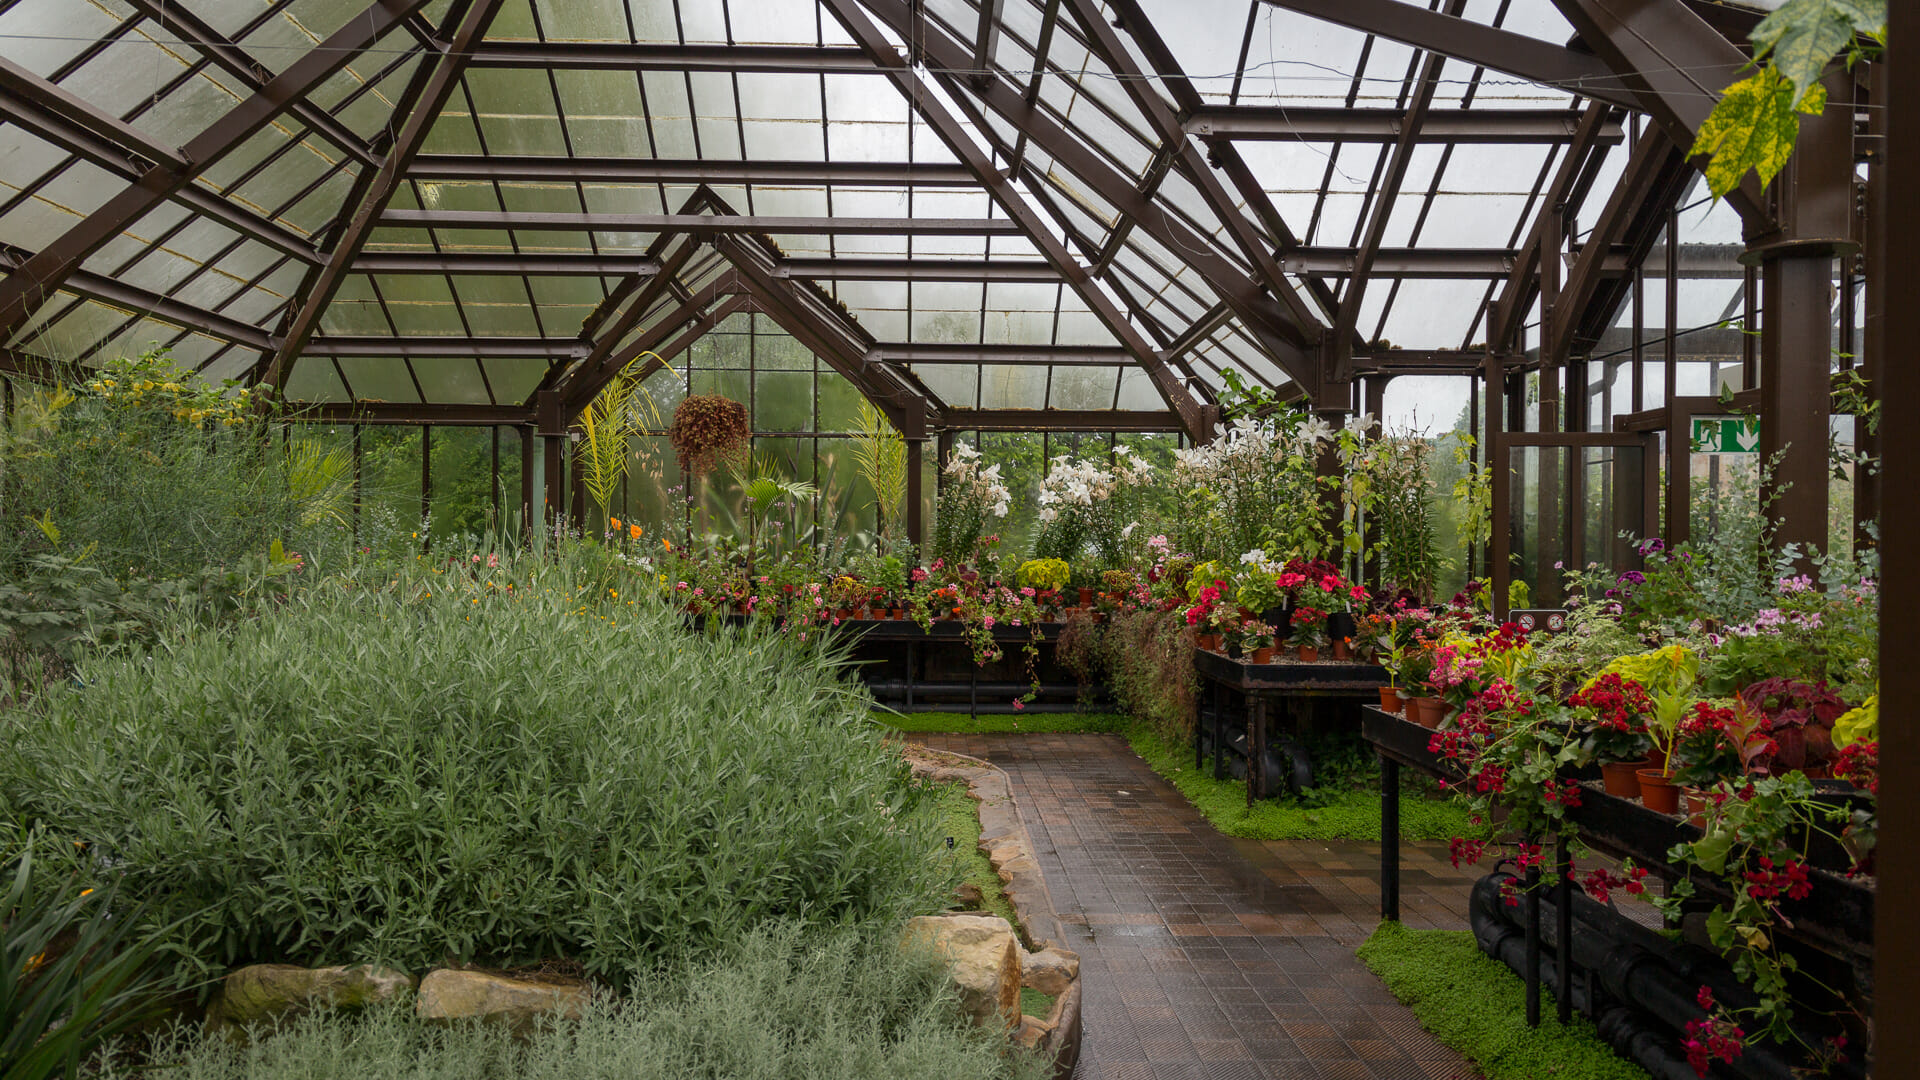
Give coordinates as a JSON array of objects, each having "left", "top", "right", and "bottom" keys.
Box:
[
  {"left": 846, "top": 399, "right": 906, "bottom": 541},
  {"left": 578, "top": 353, "right": 670, "bottom": 525}
]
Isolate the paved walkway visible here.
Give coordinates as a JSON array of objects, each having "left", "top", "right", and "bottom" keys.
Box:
[{"left": 916, "top": 732, "right": 1483, "bottom": 1080}]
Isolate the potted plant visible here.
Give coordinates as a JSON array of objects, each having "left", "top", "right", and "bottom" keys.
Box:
[
  {"left": 1241, "top": 620, "right": 1277, "bottom": 665},
  {"left": 1291, "top": 607, "right": 1328, "bottom": 662},
  {"left": 1589, "top": 645, "right": 1701, "bottom": 814},
  {"left": 1669, "top": 700, "right": 1765, "bottom": 825},
  {"left": 1400, "top": 643, "right": 1444, "bottom": 727},
  {"left": 1567, "top": 673, "right": 1656, "bottom": 798}
]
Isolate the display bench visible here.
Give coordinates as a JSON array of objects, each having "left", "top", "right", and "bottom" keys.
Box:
[
  {"left": 1193, "top": 648, "right": 1389, "bottom": 801},
  {"left": 690, "top": 614, "right": 1092, "bottom": 714},
  {"left": 1362, "top": 705, "right": 1874, "bottom": 1029}
]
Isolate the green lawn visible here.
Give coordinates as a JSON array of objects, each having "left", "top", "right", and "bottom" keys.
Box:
[
  {"left": 877, "top": 710, "right": 1128, "bottom": 735},
  {"left": 1357, "top": 922, "right": 1649, "bottom": 1080},
  {"left": 1125, "top": 727, "right": 1479, "bottom": 843}
]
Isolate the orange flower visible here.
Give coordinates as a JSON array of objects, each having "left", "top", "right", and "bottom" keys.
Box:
[
  {"left": 610, "top": 516, "right": 622, "bottom": 531},
  {"left": 629, "top": 523, "right": 643, "bottom": 541}
]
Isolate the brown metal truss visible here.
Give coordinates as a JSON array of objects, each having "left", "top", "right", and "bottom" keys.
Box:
[
  {"left": 1261, "top": 0, "right": 1642, "bottom": 109},
  {"left": 0, "top": 0, "right": 437, "bottom": 343},
  {"left": 265, "top": 0, "right": 510, "bottom": 393},
  {"left": 1186, "top": 106, "right": 1625, "bottom": 145},
  {"left": 821, "top": 0, "right": 1215, "bottom": 441}
]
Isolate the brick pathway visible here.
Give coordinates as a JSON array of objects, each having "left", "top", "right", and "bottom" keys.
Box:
[{"left": 916, "top": 732, "right": 1484, "bottom": 1080}]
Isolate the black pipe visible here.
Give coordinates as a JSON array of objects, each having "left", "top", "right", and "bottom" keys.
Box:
[{"left": 1469, "top": 873, "right": 1864, "bottom": 1080}]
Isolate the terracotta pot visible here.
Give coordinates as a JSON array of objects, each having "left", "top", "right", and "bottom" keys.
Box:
[
  {"left": 1379, "top": 686, "right": 1404, "bottom": 713},
  {"left": 1684, "top": 788, "right": 1713, "bottom": 829},
  {"left": 889, "top": 608, "right": 904, "bottom": 620},
  {"left": 1600, "top": 759, "right": 1648, "bottom": 798},
  {"left": 1802, "top": 762, "right": 1833, "bottom": 780},
  {"left": 1296, "top": 645, "right": 1320, "bottom": 663},
  {"left": 1331, "top": 639, "right": 1352, "bottom": 661},
  {"left": 1636, "top": 769, "right": 1682, "bottom": 814},
  {"left": 1078, "top": 587, "right": 1095, "bottom": 606},
  {"left": 1250, "top": 646, "right": 1276, "bottom": 665},
  {"left": 1197, "top": 633, "right": 1223, "bottom": 651},
  {"left": 1409, "top": 696, "right": 1446, "bottom": 729}
]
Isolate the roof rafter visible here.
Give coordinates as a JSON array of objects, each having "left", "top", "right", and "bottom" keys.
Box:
[
  {"left": 0, "top": 0, "right": 435, "bottom": 344},
  {"left": 1260, "top": 0, "right": 1641, "bottom": 109},
  {"left": 263, "top": 0, "right": 509, "bottom": 393},
  {"left": 1186, "top": 105, "right": 1625, "bottom": 145},
  {"left": 371, "top": 210, "right": 1028, "bottom": 235},
  {"left": 119, "top": 0, "right": 382, "bottom": 168},
  {"left": 820, "top": 0, "right": 1214, "bottom": 441},
  {"left": 467, "top": 42, "right": 878, "bottom": 73},
  {"left": 406, "top": 157, "right": 980, "bottom": 186}
]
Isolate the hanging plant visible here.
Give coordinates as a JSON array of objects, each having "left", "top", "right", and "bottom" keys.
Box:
[{"left": 668, "top": 394, "right": 750, "bottom": 476}]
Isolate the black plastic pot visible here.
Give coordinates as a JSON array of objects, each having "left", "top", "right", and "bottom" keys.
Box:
[{"left": 1327, "top": 611, "right": 1357, "bottom": 642}]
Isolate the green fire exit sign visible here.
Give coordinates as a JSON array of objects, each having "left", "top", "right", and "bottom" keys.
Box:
[{"left": 1690, "top": 415, "right": 1759, "bottom": 454}]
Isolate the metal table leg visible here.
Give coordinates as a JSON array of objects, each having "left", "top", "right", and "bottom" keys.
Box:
[
  {"left": 1525, "top": 861, "right": 1542, "bottom": 1028},
  {"left": 1556, "top": 835, "right": 1573, "bottom": 1024},
  {"left": 1379, "top": 753, "right": 1400, "bottom": 922}
]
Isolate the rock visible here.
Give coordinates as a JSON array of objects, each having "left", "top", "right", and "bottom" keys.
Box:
[
  {"left": 953, "top": 881, "right": 984, "bottom": 908},
  {"left": 415, "top": 969, "right": 589, "bottom": 1033},
  {"left": 209, "top": 964, "right": 414, "bottom": 1031},
  {"left": 1013, "top": 1015, "right": 1051, "bottom": 1050},
  {"left": 1021, "top": 946, "right": 1079, "bottom": 997},
  {"left": 902, "top": 914, "right": 1021, "bottom": 1030}
]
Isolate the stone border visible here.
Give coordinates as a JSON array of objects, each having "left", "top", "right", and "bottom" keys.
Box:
[{"left": 912, "top": 749, "right": 1082, "bottom": 1079}]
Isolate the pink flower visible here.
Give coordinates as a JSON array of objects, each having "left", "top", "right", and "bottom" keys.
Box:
[
  {"left": 486, "top": 553, "right": 499, "bottom": 568},
  {"left": 1012, "top": 698, "right": 1026, "bottom": 711},
  {"left": 983, "top": 616, "right": 996, "bottom": 629}
]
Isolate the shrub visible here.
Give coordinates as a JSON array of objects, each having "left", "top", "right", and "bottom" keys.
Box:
[
  {"left": 0, "top": 555, "right": 949, "bottom": 987},
  {"left": 666, "top": 394, "right": 750, "bottom": 476},
  {"left": 97, "top": 924, "right": 1049, "bottom": 1080},
  {"left": 1058, "top": 607, "right": 1195, "bottom": 742}
]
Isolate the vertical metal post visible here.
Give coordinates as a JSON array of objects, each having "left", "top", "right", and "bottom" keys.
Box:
[
  {"left": 1555, "top": 835, "right": 1573, "bottom": 1025},
  {"left": 1876, "top": 10, "right": 1919, "bottom": 1069},
  {"left": 905, "top": 437, "right": 925, "bottom": 551},
  {"left": 537, "top": 390, "right": 565, "bottom": 531},
  {"left": 1379, "top": 754, "right": 1400, "bottom": 922},
  {"left": 1486, "top": 354, "right": 1511, "bottom": 620},
  {"left": 1631, "top": 265, "right": 1645, "bottom": 414},
  {"left": 1247, "top": 698, "right": 1265, "bottom": 805},
  {"left": 490, "top": 425, "right": 501, "bottom": 527},
  {"left": 1525, "top": 863, "right": 1542, "bottom": 1028},
  {"left": 519, "top": 425, "right": 535, "bottom": 543}
]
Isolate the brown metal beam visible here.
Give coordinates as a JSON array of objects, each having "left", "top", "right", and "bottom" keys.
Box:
[
  {"left": 779, "top": 258, "right": 1061, "bottom": 282},
  {"left": 855, "top": 0, "right": 1312, "bottom": 391},
  {"left": 563, "top": 272, "right": 734, "bottom": 410},
  {"left": 0, "top": 65, "right": 324, "bottom": 264},
  {"left": 0, "top": 0, "right": 435, "bottom": 342},
  {"left": 1487, "top": 103, "right": 1614, "bottom": 353},
  {"left": 119, "top": 0, "right": 381, "bottom": 167},
  {"left": 1333, "top": 0, "right": 1465, "bottom": 379},
  {"left": 943, "top": 408, "right": 1182, "bottom": 432},
  {"left": 822, "top": 0, "right": 1213, "bottom": 441},
  {"left": 0, "top": 56, "right": 185, "bottom": 170},
  {"left": 881, "top": 344, "right": 1133, "bottom": 366},
  {"left": 406, "top": 156, "right": 980, "bottom": 186},
  {"left": 1548, "top": 0, "right": 1772, "bottom": 235},
  {"left": 1067, "top": 0, "right": 1324, "bottom": 339},
  {"left": 1187, "top": 105, "right": 1625, "bottom": 145},
  {"left": 352, "top": 252, "right": 662, "bottom": 275},
  {"left": 302, "top": 336, "right": 586, "bottom": 359},
  {"left": 264, "top": 0, "right": 507, "bottom": 393},
  {"left": 466, "top": 42, "right": 880, "bottom": 74},
  {"left": 374, "top": 210, "right": 1027, "bottom": 235},
  {"left": 1262, "top": 0, "right": 1641, "bottom": 109},
  {"left": 1550, "top": 127, "right": 1693, "bottom": 361},
  {"left": 290, "top": 401, "right": 532, "bottom": 425},
  {"left": 0, "top": 244, "right": 274, "bottom": 353}
]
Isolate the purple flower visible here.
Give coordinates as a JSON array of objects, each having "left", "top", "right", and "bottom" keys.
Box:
[
  {"left": 1616, "top": 570, "right": 1646, "bottom": 586},
  {"left": 1636, "top": 537, "right": 1666, "bottom": 556}
]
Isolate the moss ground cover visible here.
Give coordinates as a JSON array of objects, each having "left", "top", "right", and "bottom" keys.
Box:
[
  {"left": 877, "top": 710, "right": 1127, "bottom": 734},
  {"left": 930, "top": 780, "right": 1020, "bottom": 931},
  {"left": 1357, "top": 921, "right": 1648, "bottom": 1080},
  {"left": 1126, "top": 727, "right": 1477, "bottom": 842}
]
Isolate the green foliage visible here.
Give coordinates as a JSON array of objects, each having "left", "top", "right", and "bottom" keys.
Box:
[
  {"left": 930, "top": 782, "right": 1020, "bottom": 931},
  {"left": 1448, "top": 435, "right": 1492, "bottom": 551},
  {"left": 847, "top": 399, "right": 907, "bottom": 543},
  {"left": 0, "top": 554, "right": 949, "bottom": 989},
  {"left": 1058, "top": 608, "right": 1197, "bottom": 743},
  {"left": 1126, "top": 727, "right": 1476, "bottom": 842},
  {"left": 1356, "top": 922, "right": 1650, "bottom": 1080},
  {"left": 1014, "top": 559, "right": 1070, "bottom": 592},
  {"left": 0, "top": 351, "right": 344, "bottom": 582},
  {"left": 875, "top": 710, "right": 1127, "bottom": 735},
  {"left": 2, "top": 847, "right": 180, "bottom": 1080},
  {"left": 577, "top": 354, "right": 666, "bottom": 526},
  {"left": 1691, "top": 69, "right": 1827, "bottom": 199},
  {"left": 96, "top": 925, "right": 1048, "bottom": 1080},
  {"left": 1692, "top": 0, "right": 1884, "bottom": 199}
]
